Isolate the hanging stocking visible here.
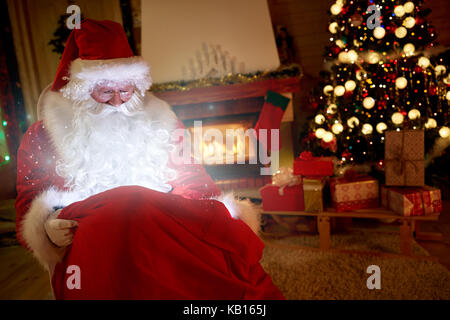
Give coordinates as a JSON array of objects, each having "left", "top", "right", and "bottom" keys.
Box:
[{"left": 254, "top": 90, "right": 290, "bottom": 152}]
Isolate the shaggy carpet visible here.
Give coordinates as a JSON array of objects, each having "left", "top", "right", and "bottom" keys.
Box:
[{"left": 260, "top": 229, "right": 450, "bottom": 300}]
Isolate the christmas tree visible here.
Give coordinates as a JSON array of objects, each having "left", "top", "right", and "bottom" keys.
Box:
[{"left": 302, "top": 0, "right": 449, "bottom": 167}]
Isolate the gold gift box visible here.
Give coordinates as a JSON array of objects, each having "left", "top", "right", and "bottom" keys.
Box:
[{"left": 303, "top": 178, "right": 325, "bottom": 213}]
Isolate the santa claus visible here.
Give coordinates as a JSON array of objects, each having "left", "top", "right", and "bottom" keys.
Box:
[{"left": 15, "top": 19, "right": 283, "bottom": 299}]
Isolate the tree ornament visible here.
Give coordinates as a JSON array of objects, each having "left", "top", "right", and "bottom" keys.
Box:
[
  {"left": 315, "top": 114, "right": 326, "bottom": 125},
  {"left": 347, "top": 116, "right": 359, "bottom": 128},
  {"left": 334, "top": 85, "right": 345, "bottom": 96},
  {"left": 344, "top": 80, "right": 356, "bottom": 91},
  {"left": 408, "top": 109, "right": 421, "bottom": 120},
  {"left": 425, "top": 118, "right": 437, "bottom": 129},
  {"left": 323, "top": 85, "right": 334, "bottom": 95},
  {"left": 391, "top": 112, "right": 404, "bottom": 124},
  {"left": 330, "top": 45, "right": 341, "bottom": 55},
  {"left": 428, "top": 85, "right": 437, "bottom": 95},
  {"left": 322, "top": 131, "right": 334, "bottom": 143},
  {"left": 363, "top": 97, "right": 375, "bottom": 109},
  {"left": 395, "top": 77, "right": 408, "bottom": 89},
  {"left": 394, "top": 6, "right": 405, "bottom": 17},
  {"left": 435, "top": 65, "right": 446, "bottom": 76},
  {"left": 395, "top": 27, "right": 407, "bottom": 38},
  {"left": 330, "top": 3, "right": 342, "bottom": 15},
  {"left": 315, "top": 128, "right": 326, "bottom": 139},
  {"left": 403, "top": 43, "right": 415, "bottom": 55},
  {"left": 376, "top": 122, "right": 388, "bottom": 133},
  {"left": 403, "top": 17, "right": 415, "bottom": 29},
  {"left": 329, "top": 22, "right": 339, "bottom": 34},
  {"left": 404, "top": 2, "right": 415, "bottom": 13},
  {"left": 332, "top": 122, "right": 344, "bottom": 134},
  {"left": 418, "top": 56, "right": 430, "bottom": 69},
  {"left": 373, "top": 27, "right": 386, "bottom": 39},
  {"left": 439, "top": 126, "right": 450, "bottom": 138},
  {"left": 361, "top": 123, "right": 373, "bottom": 135}
]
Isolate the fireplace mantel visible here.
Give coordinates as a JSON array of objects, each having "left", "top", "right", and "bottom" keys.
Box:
[{"left": 152, "top": 77, "right": 300, "bottom": 106}]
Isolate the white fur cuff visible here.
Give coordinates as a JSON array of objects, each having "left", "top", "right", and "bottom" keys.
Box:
[
  {"left": 21, "top": 188, "right": 82, "bottom": 272},
  {"left": 216, "top": 193, "right": 262, "bottom": 236}
]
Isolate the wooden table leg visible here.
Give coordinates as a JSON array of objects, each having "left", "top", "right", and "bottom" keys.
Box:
[
  {"left": 318, "top": 216, "right": 331, "bottom": 250},
  {"left": 414, "top": 220, "right": 444, "bottom": 242},
  {"left": 400, "top": 220, "right": 413, "bottom": 256}
]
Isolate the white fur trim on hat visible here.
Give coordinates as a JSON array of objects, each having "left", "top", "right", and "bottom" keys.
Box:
[{"left": 61, "top": 56, "right": 152, "bottom": 101}]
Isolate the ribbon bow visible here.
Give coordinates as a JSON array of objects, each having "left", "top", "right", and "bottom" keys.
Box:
[{"left": 272, "top": 167, "right": 301, "bottom": 195}]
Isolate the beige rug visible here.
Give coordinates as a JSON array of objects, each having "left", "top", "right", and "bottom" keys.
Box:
[{"left": 260, "top": 229, "right": 450, "bottom": 300}]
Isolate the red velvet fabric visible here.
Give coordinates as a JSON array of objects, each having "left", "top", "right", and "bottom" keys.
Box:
[{"left": 15, "top": 121, "right": 284, "bottom": 300}]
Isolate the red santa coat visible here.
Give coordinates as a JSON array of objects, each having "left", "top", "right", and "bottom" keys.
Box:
[{"left": 15, "top": 89, "right": 284, "bottom": 300}]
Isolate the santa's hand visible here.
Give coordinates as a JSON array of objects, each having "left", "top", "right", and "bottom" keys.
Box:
[{"left": 44, "top": 209, "right": 78, "bottom": 247}]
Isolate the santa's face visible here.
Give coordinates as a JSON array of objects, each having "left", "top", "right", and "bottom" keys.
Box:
[{"left": 91, "top": 82, "right": 135, "bottom": 106}]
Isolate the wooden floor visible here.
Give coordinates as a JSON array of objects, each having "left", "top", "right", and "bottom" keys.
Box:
[{"left": 0, "top": 199, "right": 449, "bottom": 300}]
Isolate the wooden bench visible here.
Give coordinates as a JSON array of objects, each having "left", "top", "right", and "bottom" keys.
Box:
[{"left": 261, "top": 208, "right": 441, "bottom": 257}]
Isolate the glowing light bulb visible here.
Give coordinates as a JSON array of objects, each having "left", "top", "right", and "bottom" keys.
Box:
[
  {"left": 394, "top": 5, "right": 405, "bottom": 17},
  {"left": 373, "top": 27, "right": 386, "bottom": 39},
  {"left": 332, "top": 122, "right": 344, "bottom": 134},
  {"left": 408, "top": 109, "right": 421, "bottom": 120},
  {"left": 376, "top": 122, "right": 387, "bottom": 133},
  {"left": 418, "top": 56, "right": 430, "bottom": 69},
  {"left": 315, "top": 114, "right": 326, "bottom": 125},
  {"left": 322, "top": 131, "right": 334, "bottom": 142},
  {"left": 403, "top": 17, "right": 415, "bottom": 29},
  {"left": 345, "top": 80, "right": 356, "bottom": 91},
  {"left": 323, "top": 85, "right": 334, "bottom": 95},
  {"left": 334, "top": 85, "right": 345, "bottom": 96},
  {"left": 447, "top": 91, "right": 450, "bottom": 101},
  {"left": 327, "top": 104, "right": 338, "bottom": 114},
  {"left": 338, "top": 51, "right": 349, "bottom": 63},
  {"left": 347, "top": 116, "right": 359, "bottom": 128},
  {"left": 336, "top": 39, "right": 345, "bottom": 48},
  {"left": 329, "top": 22, "right": 339, "bottom": 33},
  {"left": 439, "top": 126, "right": 450, "bottom": 138},
  {"left": 315, "top": 128, "right": 326, "bottom": 139},
  {"left": 330, "top": 3, "right": 342, "bottom": 15},
  {"left": 404, "top": 2, "right": 414, "bottom": 13},
  {"left": 395, "top": 77, "right": 407, "bottom": 89},
  {"left": 347, "top": 50, "right": 358, "bottom": 63},
  {"left": 392, "top": 112, "right": 404, "bottom": 125},
  {"left": 363, "top": 97, "right": 375, "bottom": 109},
  {"left": 425, "top": 118, "right": 437, "bottom": 129},
  {"left": 403, "top": 43, "right": 415, "bottom": 55},
  {"left": 361, "top": 123, "right": 373, "bottom": 135},
  {"left": 395, "top": 27, "right": 407, "bottom": 38},
  {"left": 367, "top": 52, "right": 380, "bottom": 64},
  {"left": 435, "top": 65, "right": 446, "bottom": 76}
]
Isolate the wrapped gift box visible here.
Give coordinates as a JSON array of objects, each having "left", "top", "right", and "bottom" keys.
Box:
[
  {"left": 260, "top": 184, "right": 304, "bottom": 212},
  {"left": 303, "top": 178, "right": 325, "bottom": 213},
  {"left": 385, "top": 130, "right": 424, "bottom": 186},
  {"left": 293, "top": 151, "right": 333, "bottom": 177},
  {"left": 329, "top": 175, "right": 379, "bottom": 212},
  {"left": 381, "top": 186, "right": 442, "bottom": 216}
]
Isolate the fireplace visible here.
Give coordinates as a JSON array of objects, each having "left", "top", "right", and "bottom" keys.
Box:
[{"left": 153, "top": 77, "right": 300, "bottom": 190}]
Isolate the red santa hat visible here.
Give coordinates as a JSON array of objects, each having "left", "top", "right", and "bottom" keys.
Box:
[{"left": 53, "top": 19, "right": 152, "bottom": 100}]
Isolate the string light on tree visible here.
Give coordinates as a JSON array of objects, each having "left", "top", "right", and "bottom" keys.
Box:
[
  {"left": 403, "top": 17, "right": 415, "bottom": 29},
  {"left": 394, "top": 5, "right": 406, "bottom": 17},
  {"left": 332, "top": 122, "right": 344, "bottom": 134},
  {"left": 334, "top": 85, "right": 346, "bottom": 96},
  {"left": 347, "top": 50, "right": 358, "bottom": 63},
  {"left": 345, "top": 80, "right": 356, "bottom": 91},
  {"left": 330, "top": 3, "right": 342, "bottom": 15},
  {"left": 373, "top": 27, "right": 386, "bottom": 39},
  {"left": 435, "top": 65, "right": 446, "bottom": 76},
  {"left": 418, "top": 57, "right": 430, "bottom": 69},
  {"left": 315, "top": 128, "right": 326, "bottom": 139},
  {"left": 322, "top": 131, "right": 334, "bottom": 142},
  {"left": 329, "top": 22, "right": 339, "bottom": 34},
  {"left": 327, "top": 104, "right": 338, "bottom": 114},
  {"left": 323, "top": 85, "right": 334, "bottom": 95},
  {"left": 404, "top": 2, "right": 415, "bottom": 13},
  {"left": 403, "top": 43, "right": 415, "bottom": 56},
  {"left": 347, "top": 116, "right": 360, "bottom": 128},
  {"left": 367, "top": 52, "right": 380, "bottom": 64}
]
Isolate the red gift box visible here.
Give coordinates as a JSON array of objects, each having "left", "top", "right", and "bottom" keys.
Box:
[
  {"left": 381, "top": 185, "right": 442, "bottom": 216},
  {"left": 293, "top": 151, "right": 333, "bottom": 177},
  {"left": 260, "top": 184, "right": 304, "bottom": 212},
  {"left": 329, "top": 174, "right": 379, "bottom": 212}
]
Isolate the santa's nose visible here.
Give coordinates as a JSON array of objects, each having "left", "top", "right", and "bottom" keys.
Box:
[{"left": 110, "top": 92, "right": 123, "bottom": 106}]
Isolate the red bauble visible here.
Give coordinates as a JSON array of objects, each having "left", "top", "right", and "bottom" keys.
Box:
[
  {"left": 428, "top": 85, "right": 437, "bottom": 95},
  {"left": 343, "top": 91, "right": 354, "bottom": 98},
  {"left": 330, "top": 45, "right": 341, "bottom": 55},
  {"left": 414, "top": 65, "right": 423, "bottom": 73},
  {"left": 377, "top": 100, "right": 387, "bottom": 107}
]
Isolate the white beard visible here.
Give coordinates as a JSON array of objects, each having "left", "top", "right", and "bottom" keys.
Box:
[{"left": 55, "top": 93, "right": 177, "bottom": 200}]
